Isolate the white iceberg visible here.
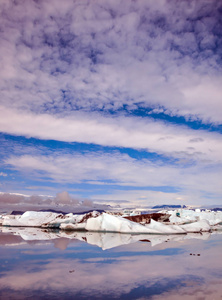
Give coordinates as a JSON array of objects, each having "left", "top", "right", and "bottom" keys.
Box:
[
  {"left": 1, "top": 210, "right": 100, "bottom": 228},
  {"left": 1, "top": 209, "right": 222, "bottom": 235},
  {"left": 85, "top": 213, "right": 211, "bottom": 234},
  {"left": 167, "top": 209, "right": 222, "bottom": 226},
  {"left": 145, "top": 219, "right": 185, "bottom": 234},
  {"left": 2, "top": 211, "right": 67, "bottom": 227},
  {"left": 85, "top": 213, "right": 162, "bottom": 234},
  {"left": 180, "top": 219, "right": 211, "bottom": 232}
]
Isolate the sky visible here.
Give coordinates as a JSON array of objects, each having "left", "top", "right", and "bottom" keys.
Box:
[{"left": 0, "top": 0, "right": 222, "bottom": 209}]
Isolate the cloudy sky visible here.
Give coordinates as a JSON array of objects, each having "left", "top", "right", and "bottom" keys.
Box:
[{"left": 0, "top": 0, "right": 221, "bottom": 208}]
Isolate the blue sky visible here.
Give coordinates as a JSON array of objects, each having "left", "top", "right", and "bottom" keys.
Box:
[{"left": 0, "top": 0, "right": 222, "bottom": 208}]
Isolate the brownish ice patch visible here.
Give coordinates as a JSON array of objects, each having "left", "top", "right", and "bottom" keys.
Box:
[
  {"left": 124, "top": 213, "right": 170, "bottom": 224},
  {"left": 79, "top": 211, "right": 101, "bottom": 223}
]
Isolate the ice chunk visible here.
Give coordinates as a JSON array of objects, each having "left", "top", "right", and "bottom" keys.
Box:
[
  {"left": 146, "top": 219, "right": 186, "bottom": 234},
  {"left": 85, "top": 213, "right": 161, "bottom": 233},
  {"left": 168, "top": 209, "right": 222, "bottom": 226},
  {"left": 180, "top": 219, "right": 211, "bottom": 232}
]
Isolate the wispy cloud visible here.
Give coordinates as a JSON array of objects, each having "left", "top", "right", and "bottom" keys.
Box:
[{"left": 1, "top": 106, "right": 222, "bottom": 163}]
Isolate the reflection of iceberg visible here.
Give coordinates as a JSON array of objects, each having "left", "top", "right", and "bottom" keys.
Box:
[
  {"left": 1, "top": 226, "right": 221, "bottom": 250},
  {"left": 1, "top": 226, "right": 61, "bottom": 241}
]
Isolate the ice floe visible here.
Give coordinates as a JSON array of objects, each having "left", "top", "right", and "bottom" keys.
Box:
[
  {"left": 167, "top": 209, "right": 222, "bottom": 226},
  {"left": 1, "top": 210, "right": 100, "bottom": 228},
  {"left": 1, "top": 209, "right": 222, "bottom": 235}
]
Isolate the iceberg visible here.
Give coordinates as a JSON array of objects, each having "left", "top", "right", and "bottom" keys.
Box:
[
  {"left": 1, "top": 210, "right": 100, "bottom": 228},
  {"left": 167, "top": 209, "right": 222, "bottom": 226},
  {"left": 85, "top": 213, "right": 162, "bottom": 234},
  {"left": 1, "top": 209, "right": 222, "bottom": 235},
  {"left": 84, "top": 213, "right": 186, "bottom": 234},
  {"left": 180, "top": 219, "right": 211, "bottom": 232},
  {"left": 2, "top": 211, "right": 68, "bottom": 227}
]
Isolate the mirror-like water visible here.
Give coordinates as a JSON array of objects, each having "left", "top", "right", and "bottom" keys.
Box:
[{"left": 0, "top": 228, "right": 222, "bottom": 299}]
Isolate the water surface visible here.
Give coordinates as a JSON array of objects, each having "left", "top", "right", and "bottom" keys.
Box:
[{"left": 0, "top": 228, "right": 222, "bottom": 299}]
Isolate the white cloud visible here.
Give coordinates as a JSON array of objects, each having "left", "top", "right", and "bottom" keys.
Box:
[
  {"left": 0, "top": 191, "right": 94, "bottom": 209},
  {"left": 1, "top": 106, "right": 222, "bottom": 163},
  {"left": 0, "top": 172, "right": 7, "bottom": 177}
]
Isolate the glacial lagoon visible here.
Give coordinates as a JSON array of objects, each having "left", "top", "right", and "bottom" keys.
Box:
[{"left": 0, "top": 228, "right": 222, "bottom": 299}]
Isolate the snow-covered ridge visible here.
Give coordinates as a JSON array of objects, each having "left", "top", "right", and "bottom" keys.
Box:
[{"left": 1, "top": 209, "right": 222, "bottom": 234}]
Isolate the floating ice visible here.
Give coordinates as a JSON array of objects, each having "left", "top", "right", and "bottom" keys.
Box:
[
  {"left": 1, "top": 209, "right": 222, "bottom": 235},
  {"left": 2, "top": 211, "right": 73, "bottom": 228},
  {"left": 85, "top": 213, "right": 161, "bottom": 234},
  {"left": 1, "top": 210, "right": 100, "bottom": 229},
  {"left": 167, "top": 209, "right": 222, "bottom": 226}
]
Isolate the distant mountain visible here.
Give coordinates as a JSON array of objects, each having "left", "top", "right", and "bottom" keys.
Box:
[
  {"left": 11, "top": 211, "right": 25, "bottom": 215},
  {"left": 10, "top": 208, "right": 106, "bottom": 215},
  {"left": 39, "top": 208, "right": 106, "bottom": 215},
  {"left": 152, "top": 205, "right": 187, "bottom": 209},
  {"left": 211, "top": 208, "right": 222, "bottom": 212}
]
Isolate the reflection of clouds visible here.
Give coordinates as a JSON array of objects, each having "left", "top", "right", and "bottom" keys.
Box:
[
  {"left": 151, "top": 279, "right": 222, "bottom": 300},
  {"left": 53, "top": 237, "right": 70, "bottom": 250},
  {"left": 0, "top": 232, "right": 23, "bottom": 245},
  {"left": 0, "top": 234, "right": 222, "bottom": 299}
]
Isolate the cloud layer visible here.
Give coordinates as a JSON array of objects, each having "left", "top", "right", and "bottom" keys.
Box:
[
  {"left": 0, "top": 191, "right": 95, "bottom": 212},
  {"left": 0, "top": 0, "right": 222, "bottom": 123},
  {"left": 4, "top": 149, "right": 222, "bottom": 205}
]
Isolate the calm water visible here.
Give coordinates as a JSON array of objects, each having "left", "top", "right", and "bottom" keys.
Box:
[{"left": 0, "top": 228, "right": 222, "bottom": 300}]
